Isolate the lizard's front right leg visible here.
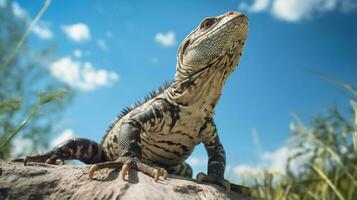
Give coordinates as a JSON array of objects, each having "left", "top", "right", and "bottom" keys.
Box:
[{"left": 88, "top": 102, "right": 169, "bottom": 181}]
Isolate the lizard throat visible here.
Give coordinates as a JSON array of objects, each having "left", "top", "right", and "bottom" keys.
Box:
[
  {"left": 167, "top": 34, "right": 245, "bottom": 115},
  {"left": 167, "top": 58, "right": 236, "bottom": 115}
]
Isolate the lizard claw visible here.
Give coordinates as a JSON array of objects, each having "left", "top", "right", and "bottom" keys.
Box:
[
  {"left": 222, "top": 180, "right": 231, "bottom": 193},
  {"left": 151, "top": 167, "right": 168, "bottom": 182},
  {"left": 87, "top": 157, "right": 169, "bottom": 182},
  {"left": 121, "top": 163, "right": 130, "bottom": 180},
  {"left": 196, "top": 172, "right": 231, "bottom": 193},
  {"left": 197, "top": 172, "right": 251, "bottom": 195},
  {"left": 152, "top": 167, "right": 169, "bottom": 181},
  {"left": 88, "top": 164, "right": 99, "bottom": 179},
  {"left": 159, "top": 168, "right": 169, "bottom": 179},
  {"left": 153, "top": 168, "right": 160, "bottom": 182},
  {"left": 196, "top": 172, "right": 206, "bottom": 182},
  {"left": 150, "top": 167, "right": 169, "bottom": 182}
]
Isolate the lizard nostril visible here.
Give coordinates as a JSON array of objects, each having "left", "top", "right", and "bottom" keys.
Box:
[{"left": 228, "top": 12, "right": 235, "bottom": 15}]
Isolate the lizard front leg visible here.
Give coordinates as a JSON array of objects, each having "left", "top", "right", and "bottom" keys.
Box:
[
  {"left": 88, "top": 101, "right": 168, "bottom": 181},
  {"left": 197, "top": 118, "right": 231, "bottom": 191},
  {"left": 197, "top": 118, "right": 250, "bottom": 194}
]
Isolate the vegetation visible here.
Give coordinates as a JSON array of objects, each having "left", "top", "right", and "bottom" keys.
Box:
[
  {"left": 247, "top": 82, "right": 357, "bottom": 200},
  {"left": 0, "top": 0, "right": 72, "bottom": 160}
]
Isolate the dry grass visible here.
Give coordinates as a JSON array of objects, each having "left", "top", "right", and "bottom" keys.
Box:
[{"left": 245, "top": 82, "right": 357, "bottom": 200}]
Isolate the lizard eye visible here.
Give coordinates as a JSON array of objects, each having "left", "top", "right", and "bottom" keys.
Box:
[{"left": 200, "top": 18, "right": 217, "bottom": 31}]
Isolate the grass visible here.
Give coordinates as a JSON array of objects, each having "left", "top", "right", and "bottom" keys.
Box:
[
  {"left": 311, "top": 164, "right": 346, "bottom": 200},
  {"left": 352, "top": 100, "right": 357, "bottom": 152},
  {"left": 0, "top": 88, "right": 68, "bottom": 153},
  {"left": 2, "top": 0, "right": 52, "bottom": 68},
  {"left": 244, "top": 81, "right": 357, "bottom": 200},
  {"left": 0, "top": 0, "right": 56, "bottom": 157}
]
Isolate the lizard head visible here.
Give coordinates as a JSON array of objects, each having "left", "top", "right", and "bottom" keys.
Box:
[{"left": 175, "top": 11, "right": 248, "bottom": 82}]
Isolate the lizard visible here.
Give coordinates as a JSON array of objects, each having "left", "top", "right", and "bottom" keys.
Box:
[{"left": 16, "top": 11, "right": 249, "bottom": 193}]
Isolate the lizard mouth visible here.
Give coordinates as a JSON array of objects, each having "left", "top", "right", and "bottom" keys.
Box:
[
  {"left": 184, "top": 14, "right": 248, "bottom": 79},
  {"left": 187, "top": 63, "right": 213, "bottom": 79}
]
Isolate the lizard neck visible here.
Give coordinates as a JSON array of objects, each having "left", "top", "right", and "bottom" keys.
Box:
[{"left": 167, "top": 60, "right": 235, "bottom": 117}]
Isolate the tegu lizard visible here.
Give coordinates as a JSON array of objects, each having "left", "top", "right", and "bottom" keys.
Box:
[{"left": 18, "top": 11, "right": 249, "bottom": 193}]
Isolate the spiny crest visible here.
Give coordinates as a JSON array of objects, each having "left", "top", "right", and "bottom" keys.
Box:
[{"left": 102, "top": 81, "right": 171, "bottom": 142}]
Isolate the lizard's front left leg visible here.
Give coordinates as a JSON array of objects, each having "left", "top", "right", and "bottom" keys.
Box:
[
  {"left": 197, "top": 119, "right": 231, "bottom": 192},
  {"left": 88, "top": 102, "right": 168, "bottom": 181},
  {"left": 197, "top": 119, "right": 250, "bottom": 194}
]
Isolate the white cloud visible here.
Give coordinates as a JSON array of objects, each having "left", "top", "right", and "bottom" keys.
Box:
[
  {"left": 73, "top": 49, "right": 82, "bottom": 58},
  {"left": 234, "top": 146, "right": 289, "bottom": 178},
  {"left": 32, "top": 24, "right": 53, "bottom": 39},
  {"left": 49, "top": 56, "right": 119, "bottom": 91},
  {"left": 12, "top": 2, "right": 27, "bottom": 18},
  {"left": 51, "top": 129, "right": 75, "bottom": 147},
  {"left": 9, "top": 2, "right": 54, "bottom": 40},
  {"left": 11, "top": 137, "right": 33, "bottom": 157},
  {"left": 273, "top": 0, "right": 324, "bottom": 22},
  {"left": 155, "top": 31, "right": 177, "bottom": 47},
  {"left": 186, "top": 156, "right": 207, "bottom": 168},
  {"left": 234, "top": 164, "right": 262, "bottom": 177},
  {"left": 97, "top": 39, "right": 109, "bottom": 51},
  {"left": 261, "top": 146, "right": 289, "bottom": 173},
  {"left": 62, "top": 23, "right": 91, "bottom": 42},
  {"left": 239, "top": 2, "right": 250, "bottom": 10},
  {"left": 233, "top": 145, "right": 313, "bottom": 180},
  {"left": 250, "top": 0, "right": 271, "bottom": 12},
  {"left": 240, "top": 0, "right": 357, "bottom": 22}
]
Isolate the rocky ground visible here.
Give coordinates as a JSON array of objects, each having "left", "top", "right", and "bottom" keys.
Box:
[{"left": 0, "top": 160, "right": 256, "bottom": 200}]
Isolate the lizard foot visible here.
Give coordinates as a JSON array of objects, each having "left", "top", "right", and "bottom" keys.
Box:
[
  {"left": 88, "top": 157, "right": 168, "bottom": 182},
  {"left": 12, "top": 154, "right": 64, "bottom": 166},
  {"left": 196, "top": 172, "right": 231, "bottom": 193},
  {"left": 196, "top": 172, "right": 250, "bottom": 195}
]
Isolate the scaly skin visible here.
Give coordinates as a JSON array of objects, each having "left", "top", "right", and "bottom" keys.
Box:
[{"left": 15, "top": 11, "right": 249, "bottom": 194}]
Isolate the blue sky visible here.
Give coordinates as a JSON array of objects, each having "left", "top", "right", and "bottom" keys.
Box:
[{"left": 7, "top": 0, "right": 357, "bottom": 181}]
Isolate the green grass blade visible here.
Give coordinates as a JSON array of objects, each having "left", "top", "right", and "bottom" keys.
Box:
[
  {"left": 307, "top": 190, "right": 320, "bottom": 200},
  {"left": 37, "top": 88, "right": 68, "bottom": 105},
  {"left": 312, "top": 165, "right": 346, "bottom": 200},
  {"left": 352, "top": 100, "right": 357, "bottom": 152},
  {"left": 304, "top": 69, "right": 357, "bottom": 95},
  {"left": 0, "top": 97, "right": 22, "bottom": 112},
  {"left": 2, "top": 0, "right": 52, "bottom": 68},
  {"left": 306, "top": 130, "right": 357, "bottom": 187},
  {"left": 0, "top": 108, "right": 39, "bottom": 151}
]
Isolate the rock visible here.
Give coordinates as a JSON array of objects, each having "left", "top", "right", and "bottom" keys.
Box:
[{"left": 0, "top": 160, "right": 255, "bottom": 200}]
